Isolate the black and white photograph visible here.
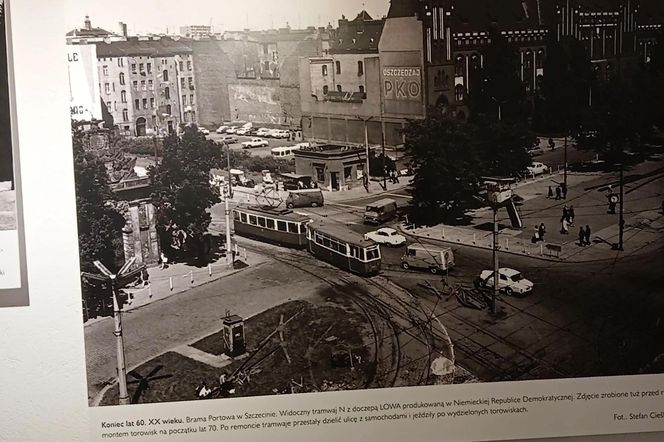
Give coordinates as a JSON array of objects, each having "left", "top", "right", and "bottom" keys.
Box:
[
  {"left": 66, "top": 0, "right": 664, "bottom": 407},
  {"left": 0, "top": 0, "right": 28, "bottom": 303}
]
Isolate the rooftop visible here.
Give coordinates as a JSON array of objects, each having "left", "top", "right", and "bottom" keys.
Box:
[
  {"left": 95, "top": 37, "right": 193, "bottom": 57},
  {"left": 330, "top": 10, "right": 384, "bottom": 54},
  {"left": 294, "top": 144, "right": 366, "bottom": 158},
  {"left": 308, "top": 221, "right": 376, "bottom": 247}
]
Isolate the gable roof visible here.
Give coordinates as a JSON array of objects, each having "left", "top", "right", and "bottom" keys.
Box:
[{"left": 95, "top": 37, "right": 193, "bottom": 58}]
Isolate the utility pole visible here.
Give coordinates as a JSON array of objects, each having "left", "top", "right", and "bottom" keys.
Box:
[
  {"left": 381, "top": 129, "right": 387, "bottom": 191},
  {"left": 563, "top": 134, "right": 568, "bottom": 191},
  {"left": 223, "top": 142, "right": 233, "bottom": 259},
  {"left": 82, "top": 258, "right": 144, "bottom": 406},
  {"left": 492, "top": 207, "right": 499, "bottom": 314},
  {"left": 357, "top": 115, "right": 373, "bottom": 189},
  {"left": 618, "top": 165, "right": 624, "bottom": 250}
]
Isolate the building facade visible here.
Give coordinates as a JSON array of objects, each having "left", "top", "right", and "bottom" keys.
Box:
[
  {"left": 95, "top": 37, "right": 199, "bottom": 136},
  {"left": 294, "top": 145, "right": 367, "bottom": 191}
]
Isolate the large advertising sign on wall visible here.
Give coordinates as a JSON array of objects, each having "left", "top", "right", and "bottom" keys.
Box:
[
  {"left": 382, "top": 66, "right": 422, "bottom": 102},
  {"left": 66, "top": 44, "right": 102, "bottom": 122}
]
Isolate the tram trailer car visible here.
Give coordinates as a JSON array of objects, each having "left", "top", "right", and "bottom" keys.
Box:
[
  {"left": 232, "top": 206, "right": 310, "bottom": 249},
  {"left": 306, "top": 222, "right": 381, "bottom": 276}
]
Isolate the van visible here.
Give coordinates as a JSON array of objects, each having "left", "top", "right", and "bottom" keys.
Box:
[
  {"left": 400, "top": 245, "right": 455, "bottom": 274},
  {"left": 286, "top": 189, "right": 324, "bottom": 208},
  {"left": 364, "top": 198, "right": 397, "bottom": 225}
]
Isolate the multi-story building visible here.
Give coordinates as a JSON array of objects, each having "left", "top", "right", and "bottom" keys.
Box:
[
  {"left": 66, "top": 15, "right": 126, "bottom": 44},
  {"left": 95, "top": 37, "right": 199, "bottom": 136},
  {"left": 180, "top": 25, "right": 214, "bottom": 40}
]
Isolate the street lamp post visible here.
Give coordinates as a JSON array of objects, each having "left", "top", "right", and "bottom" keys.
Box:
[
  {"left": 223, "top": 142, "right": 233, "bottom": 259},
  {"left": 492, "top": 206, "right": 499, "bottom": 314},
  {"left": 357, "top": 115, "right": 373, "bottom": 189},
  {"left": 82, "top": 258, "right": 145, "bottom": 405}
]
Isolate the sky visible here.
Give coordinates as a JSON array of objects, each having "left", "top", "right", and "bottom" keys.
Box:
[{"left": 65, "top": 0, "right": 391, "bottom": 36}]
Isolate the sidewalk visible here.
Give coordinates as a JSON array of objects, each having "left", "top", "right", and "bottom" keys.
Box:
[{"left": 83, "top": 250, "right": 267, "bottom": 326}]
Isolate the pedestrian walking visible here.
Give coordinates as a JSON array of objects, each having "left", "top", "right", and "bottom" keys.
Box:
[
  {"left": 532, "top": 226, "right": 540, "bottom": 243},
  {"left": 547, "top": 186, "right": 553, "bottom": 199},
  {"left": 140, "top": 267, "right": 149, "bottom": 287},
  {"left": 159, "top": 252, "right": 169, "bottom": 270},
  {"left": 562, "top": 205, "right": 569, "bottom": 223},
  {"left": 538, "top": 223, "right": 546, "bottom": 242},
  {"left": 548, "top": 138, "right": 555, "bottom": 151},
  {"left": 568, "top": 205, "right": 575, "bottom": 226},
  {"left": 578, "top": 227, "right": 585, "bottom": 246},
  {"left": 560, "top": 216, "right": 569, "bottom": 234},
  {"left": 584, "top": 225, "right": 592, "bottom": 245},
  {"left": 393, "top": 170, "right": 400, "bottom": 184},
  {"left": 555, "top": 186, "right": 562, "bottom": 200},
  {"left": 363, "top": 174, "right": 369, "bottom": 193},
  {"left": 562, "top": 183, "right": 568, "bottom": 199}
]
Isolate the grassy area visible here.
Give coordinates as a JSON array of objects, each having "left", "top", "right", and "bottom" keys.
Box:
[{"left": 100, "top": 299, "right": 373, "bottom": 405}]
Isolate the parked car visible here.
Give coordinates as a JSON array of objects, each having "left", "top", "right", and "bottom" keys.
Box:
[
  {"left": 241, "top": 137, "right": 269, "bottom": 149},
  {"left": 219, "top": 135, "right": 238, "bottom": 144},
  {"left": 400, "top": 245, "right": 454, "bottom": 274},
  {"left": 256, "top": 128, "right": 271, "bottom": 137},
  {"left": 236, "top": 127, "right": 251, "bottom": 136},
  {"left": 475, "top": 268, "right": 533, "bottom": 296},
  {"left": 274, "top": 129, "right": 291, "bottom": 139},
  {"left": 267, "top": 129, "right": 282, "bottom": 138},
  {"left": 198, "top": 127, "right": 210, "bottom": 135},
  {"left": 526, "top": 162, "right": 549, "bottom": 176},
  {"left": 216, "top": 125, "right": 230, "bottom": 134},
  {"left": 225, "top": 127, "right": 238, "bottom": 134},
  {"left": 364, "top": 228, "right": 407, "bottom": 247}
]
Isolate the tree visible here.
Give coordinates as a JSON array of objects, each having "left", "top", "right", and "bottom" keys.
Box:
[
  {"left": 368, "top": 150, "right": 396, "bottom": 177},
  {"left": 475, "top": 118, "right": 536, "bottom": 178},
  {"left": 73, "top": 125, "right": 126, "bottom": 319},
  {"left": 403, "top": 108, "right": 482, "bottom": 225},
  {"left": 149, "top": 125, "right": 221, "bottom": 261},
  {"left": 467, "top": 29, "right": 527, "bottom": 122},
  {"left": 537, "top": 38, "right": 592, "bottom": 133}
]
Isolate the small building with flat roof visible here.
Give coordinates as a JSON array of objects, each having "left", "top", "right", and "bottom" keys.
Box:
[{"left": 293, "top": 144, "right": 367, "bottom": 192}]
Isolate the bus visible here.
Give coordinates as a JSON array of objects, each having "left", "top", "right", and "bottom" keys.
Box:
[
  {"left": 306, "top": 222, "right": 381, "bottom": 276},
  {"left": 233, "top": 206, "right": 311, "bottom": 249},
  {"left": 271, "top": 144, "right": 304, "bottom": 159}
]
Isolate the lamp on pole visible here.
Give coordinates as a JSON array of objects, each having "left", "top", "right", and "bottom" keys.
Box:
[
  {"left": 81, "top": 258, "right": 145, "bottom": 405},
  {"left": 222, "top": 141, "right": 233, "bottom": 259}
]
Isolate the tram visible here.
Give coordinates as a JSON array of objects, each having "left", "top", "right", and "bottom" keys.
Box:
[
  {"left": 232, "top": 206, "right": 311, "bottom": 248},
  {"left": 306, "top": 222, "right": 381, "bottom": 276}
]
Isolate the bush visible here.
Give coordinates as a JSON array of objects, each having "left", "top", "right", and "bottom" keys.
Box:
[
  {"left": 220, "top": 146, "right": 295, "bottom": 174},
  {"left": 114, "top": 136, "right": 161, "bottom": 156}
]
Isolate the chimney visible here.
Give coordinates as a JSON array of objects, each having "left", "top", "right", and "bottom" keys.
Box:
[
  {"left": 84, "top": 15, "right": 92, "bottom": 30},
  {"left": 119, "top": 21, "right": 128, "bottom": 37}
]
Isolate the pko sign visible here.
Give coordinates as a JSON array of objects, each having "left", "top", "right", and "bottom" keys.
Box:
[{"left": 383, "top": 66, "right": 422, "bottom": 102}]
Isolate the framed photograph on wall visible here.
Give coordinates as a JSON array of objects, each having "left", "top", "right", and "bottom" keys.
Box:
[{"left": 0, "top": 0, "right": 29, "bottom": 306}]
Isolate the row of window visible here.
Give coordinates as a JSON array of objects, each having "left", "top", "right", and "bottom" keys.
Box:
[
  {"left": 310, "top": 230, "right": 380, "bottom": 262},
  {"left": 321, "top": 85, "right": 365, "bottom": 94},
  {"left": 321, "top": 60, "right": 364, "bottom": 77},
  {"left": 233, "top": 211, "right": 306, "bottom": 234}
]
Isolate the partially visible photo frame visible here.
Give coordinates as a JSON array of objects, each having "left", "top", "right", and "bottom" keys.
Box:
[{"left": 0, "top": 0, "right": 29, "bottom": 306}]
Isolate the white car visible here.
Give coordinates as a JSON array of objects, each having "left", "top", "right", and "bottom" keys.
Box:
[
  {"left": 241, "top": 137, "right": 269, "bottom": 149},
  {"left": 236, "top": 127, "right": 251, "bottom": 136},
  {"left": 225, "top": 127, "right": 238, "bottom": 134},
  {"left": 364, "top": 228, "right": 407, "bottom": 247},
  {"left": 215, "top": 125, "right": 230, "bottom": 134},
  {"left": 256, "top": 128, "right": 271, "bottom": 137},
  {"left": 219, "top": 135, "right": 238, "bottom": 144},
  {"left": 475, "top": 268, "right": 534, "bottom": 296},
  {"left": 526, "top": 162, "right": 549, "bottom": 176},
  {"left": 274, "top": 129, "right": 291, "bottom": 139},
  {"left": 198, "top": 127, "right": 210, "bottom": 135}
]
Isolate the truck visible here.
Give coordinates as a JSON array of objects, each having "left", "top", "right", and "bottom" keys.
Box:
[
  {"left": 363, "top": 198, "right": 397, "bottom": 225},
  {"left": 400, "top": 245, "right": 455, "bottom": 274}
]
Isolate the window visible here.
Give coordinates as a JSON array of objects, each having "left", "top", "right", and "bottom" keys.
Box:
[
  {"left": 321, "top": 65, "right": 328, "bottom": 76},
  {"left": 455, "top": 56, "right": 464, "bottom": 76},
  {"left": 113, "top": 101, "right": 117, "bottom": 111},
  {"left": 240, "top": 213, "right": 247, "bottom": 223},
  {"left": 182, "top": 95, "right": 187, "bottom": 105},
  {"left": 118, "top": 58, "right": 124, "bottom": 67},
  {"left": 180, "top": 78, "right": 185, "bottom": 88},
  {"left": 336, "top": 84, "right": 342, "bottom": 92},
  {"left": 139, "top": 63, "right": 144, "bottom": 73},
  {"left": 187, "top": 61, "right": 192, "bottom": 70},
  {"left": 288, "top": 223, "right": 299, "bottom": 233},
  {"left": 120, "top": 90, "right": 127, "bottom": 102},
  {"left": 164, "top": 87, "right": 170, "bottom": 99},
  {"left": 119, "top": 72, "right": 125, "bottom": 85},
  {"left": 151, "top": 116, "right": 156, "bottom": 126},
  {"left": 190, "top": 94, "right": 194, "bottom": 105},
  {"left": 344, "top": 166, "right": 352, "bottom": 180},
  {"left": 102, "top": 65, "right": 108, "bottom": 76},
  {"left": 148, "top": 80, "right": 153, "bottom": 90},
  {"left": 166, "top": 104, "right": 172, "bottom": 114},
  {"left": 266, "top": 219, "right": 275, "bottom": 229},
  {"left": 455, "top": 84, "right": 464, "bottom": 102},
  {"left": 104, "top": 83, "right": 110, "bottom": 94},
  {"left": 133, "top": 80, "right": 138, "bottom": 90},
  {"left": 134, "top": 99, "right": 140, "bottom": 109},
  {"left": 359, "top": 85, "right": 365, "bottom": 94},
  {"left": 188, "top": 77, "right": 193, "bottom": 88},
  {"left": 357, "top": 60, "right": 364, "bottom": 76},
  {"left": 233, "top": 211, "right": 240, "bottom": 221},
  {"left": 141, "top": 80, "right": 146, "bottom": 90},
  {"left": 131, "top": 63, "right": 136, "bottom": 74},
  {"left": 122, "top": 109, "right": 128, "bottom": 121},
  {"left": 179, "top": 61, "right": 184, "bottom": 71},
  {"left": 315, "top": 167, "right": 325, "bottom": 182},
  {"left": 257, "top": 217, "right": 266, "bottom": 227},
  {"left": 147, "top": 63, "right": 152, "bottom": 74},
  {"left": 163, "top": 70, "right": 169, "bottom": 81},
  {"left": 112, "top": 83, "right": 115, "bottom": 92},
  {"left": 248, "top": 215, "right": 257, "bottom": 225},
  {"left": 335, "top": 60, "right": 341, "bottom": 74},
  {"left": 366, "top": 248, "right": 379, "bottom": 260},
  {"left": 277, "top": 220, "right": 287, "bottom": 232},
  {"left": 142, "top": 98, "right": 148, "bottom": 109},
  {"left": 106, "top": 101, "right": 111, "bottom": 109},
  {"left": 323, "top": 85, "right": 329, "bottom": 94}
]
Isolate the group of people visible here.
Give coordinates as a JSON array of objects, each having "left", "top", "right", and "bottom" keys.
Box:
[
  {"left": 387, "top": 169, "right": 400, "bottom": 184},
  {"left": 560, "top": 205, "right": 575, "bottom": 234},
  {"left": 548, "top": 183, "right": 568, "bottom": 200}
]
